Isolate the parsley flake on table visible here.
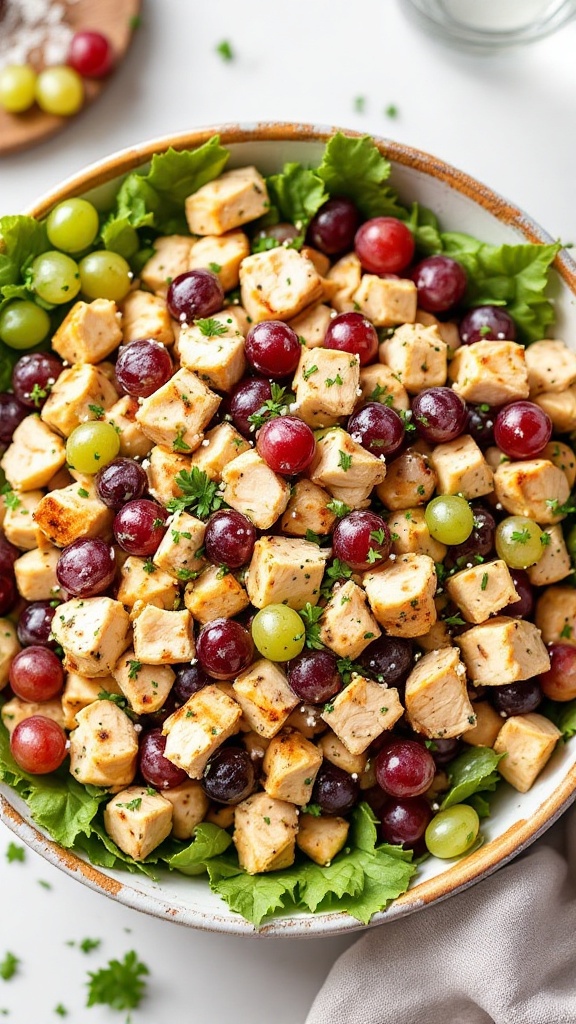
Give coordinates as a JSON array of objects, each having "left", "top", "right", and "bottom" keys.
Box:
[
  {"left": 86, "top": 950, "right": 149, "bottom": 1012},
  {"left": 215, "top": 40, "right": 234, "bottom": 62},
  {"left": 79, "top": 938, "right": 101, "bottom": 954},
  {"left": 5, "top": 842, "right": 24, "bottom": 864},
  {"left": 0, "top": 953, "right": 19, "bottom": 981}
]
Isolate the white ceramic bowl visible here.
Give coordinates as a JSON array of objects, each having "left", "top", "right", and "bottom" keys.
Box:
[{"left": 2, "top": 123, "right": 576, "bottom": 937}]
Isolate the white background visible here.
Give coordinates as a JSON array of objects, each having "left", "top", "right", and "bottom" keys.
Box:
[{"left": 1, "top": 1, "right": 576, "bottom": 1021}]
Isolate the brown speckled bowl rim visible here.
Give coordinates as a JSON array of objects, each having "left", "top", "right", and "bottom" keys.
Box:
[{"left": 3, "top": 121, "right": 576, "bottom": 938}]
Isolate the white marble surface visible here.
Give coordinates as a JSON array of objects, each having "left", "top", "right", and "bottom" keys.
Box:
[{"left": 1, "top": 1, "right": 576, "bottom": 1021}]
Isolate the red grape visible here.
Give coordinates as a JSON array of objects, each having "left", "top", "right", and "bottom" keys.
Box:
[
  {"left": 9, "top": 646, "right": 64, "bottom": 702},
  {"left": 307, "top": 198, "right": 359, "bottom": 256},
  {"left": 167, "top": 270, "right": 224, "bottom": 323},
  {"left": 196, "top": 618, "right": 254, "bottom": 680},
  {"left": 173, "top": 663, "right": 212, "bottom": 704},
  {"left": 113, "top": 499, "right": 168, "bottom": 556},
  {"left": 0, "top": 393, "right": 28, "bottom": 445},
  {"left": 503, "top": 569, "right": 534, "bottom": 618},
  {"left": 375, "top": 739, "right": 435, "bottom": 797},
  {"left": 459, "top": 305, "right": 516, "bottom": 345},
  {"left": 347, "top": 403, "right": 405, "bottom": 457},
  {"left": 244, "top": 321, "right": 301, "bottom": 378},
  {"left": 0, "top": 536, "right": 19, "bottom": 574},
  {"left": 0, "top": 573, "right": 16, "bottom": 616},
  {"left": 56, "top": 538, "right": 116, "bottom": 598},
  {"left": 95, "top": 457, "right": 148, "bottom": 509},
  {"left": 256, "top": 415, "right": 315, "bottom": 474},
  {"left": 253, "top": 223, "right": 300, "bottom": 248},
  {"left": 332, "top": 510, "right": 391, "bottom": 570},
  {"left": 139, "top": 729, "right": 188, "bottom": 789},
  {"left": 115, "top": 339, "right": 172, "bottom": 398},
  {"left": 354, "top": 217, "right": 415, "bottom": 274},
  {"left": 230, "top": 377, "right": 272, "bottom": 436},
  {"left": 324, "top": 311, "right": 378, "bottom": 366},
  {"left": 12, "top": 352, "right": 63, "bottom": 409},
  {"left": 494, "top": 401, "right": 552, "bottom": 459},
  {"left": 411, "top": 387, "right": 468, "bottom": 444},
  {"left": 10, "top": 716, "right": 67, "bottom": 774},
  {"left": 17, "top": 601, "right": 57, "bottom": 648},
  {"left": 410, "top": 255, "right": 467, "bottom": 313},
  {"left": 202, "top": 746, "right": 255, "bottom": 804},
  {"left": 204, "top": 509, "right": 256, "bottom": 568},
  {"left": 467, "top": 404, "right": 495, "bottom": 449},
  {"left": 68, "top": 30, "right": 114, "bottom": 77},
  {"left": 380, "top": 796, "right": 433, "bottom": 848},
  {"left": 539, "top": 644, "right": 576, "bottom": 701},
  {"left": 288, "top": 650, "right": 343, "bottom": 704}
]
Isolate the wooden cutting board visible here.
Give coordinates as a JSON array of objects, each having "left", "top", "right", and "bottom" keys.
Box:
[{"left": 0, "top": 0, "right": 141, "bottom": 155}]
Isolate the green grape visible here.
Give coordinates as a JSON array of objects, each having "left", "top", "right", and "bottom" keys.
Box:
[
  {"left": 0, "top": 301, "right": 50, "bottom": 350},
  {"left": 425, "top": 495, "right": 474, "bottom": 545},
  {"left": 31, "top": 252, "right": 81, "bottom": 305},
  {"left": 495, "top": 515, "right": 544, "bottom": 569},
  {"left": 66, "top": 422, "right": 120, "bottom": 475},
  {"left": 252, "top": 604, "right": 306, "bottom": 662},
  {"left": 35, "top": 66, "right": 84, "bottom": 116},
  {"left": 0, "top": 64, "right": 37, "bottom": 113},
  {"left": 79, "top": 251, "right": 132, "bottom": 301},
  {"left": 47, "top": 199, "right": 99, "bottom": 254},
  {"left": 425, "top": 804, "right": 480, "bottom": 859}
]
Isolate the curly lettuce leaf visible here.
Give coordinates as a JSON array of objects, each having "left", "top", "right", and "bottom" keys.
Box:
[
  {"left": 266, "top": 163, "right": 328, "bottom": 234},
  {"left": 441, "top": 746, "right": 503, "bottom": 810},
  {"left": 0, "top": 216, "right": 49, "bottom": 288},
  {"left": 316, "top": 133, "right": 406, "bottom": 219},
  {"left": 542, "top": 698, "right": 576, "bottom": 739},
  {"left": 165, "top": 823, "right": 233, "bottom": 876}
]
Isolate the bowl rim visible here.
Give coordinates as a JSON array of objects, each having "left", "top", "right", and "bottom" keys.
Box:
[{"left": 3, "top": 120, "right": 576, "bottom": 937}]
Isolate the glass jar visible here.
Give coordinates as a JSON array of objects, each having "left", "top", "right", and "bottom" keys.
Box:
[{"left": 401, "top": 0, "right": 576, "bottom": 50}]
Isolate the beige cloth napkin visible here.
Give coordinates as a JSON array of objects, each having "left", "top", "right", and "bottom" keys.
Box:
[{"left": 306, "top": 805, "right": 576, "bottom": 1024}]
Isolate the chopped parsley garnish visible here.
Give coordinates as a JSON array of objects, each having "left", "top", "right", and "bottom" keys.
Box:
[
  {"left": 176, "top": 567, "right": 200, "bottom": 581},
  {"left": 29, "top": 382, "right": 48, "bottom": 406},
  {"left": 481, "top": 572, "right": 489, "bottom": 591},
  {"left": 384, "top": 104, "right": 398, "bottom": 118},
  {"left": 444, "top": 613, "right": 466, "bottom": 626},
  {"left": 172, "top": 430, "right": 192, "bottom": 453},
  {"left": 366, "top": 547, "right": 382, "bottom": 564},
  {"left": 546, "top": 497, "right": 576, "bottom": 515},
  {"left": 338, "top": 450, "right": 353, "bottom": 471},
  {"left": 195, "top": 317, "right": 227, "bottom": 337},
  {"left": 354, "top": 96, "right": 366, "bottom": 113},
  {"left": 336, "top": 656, "right": 364, "bottom": 685},
  {"left": 369, "top": 383, "right": 394, "bottom": 406},
  {"left": 302, "top": 803, "right": 322, "bottom": 817},
  {"left": 370, "top": 528, "right": 387, "bottom": 545},
  {"left": 560, "top": 624, "right": 573, "bottom": 639},
  {"left": 540, "top": 531, "right": 552, "bottom": 547},
  {"left": 325, "top": 374, "right": 343, "bottom": 387},
  {"left": 320, "top": 558, "right": 353, "bottom": 597},
  {"left": 302, "top": 364, "right": 318, "bottom": 381},
  {"left": 208, "top": 262, "right": 222, "bottom": 274},
  {"left": 247, "top": 383, "right": 294, "bottom": 429},
  {"left": 326, "top": 499, "right": 352, "bottom": 518},
  {"left": 510, "top": 528, "right": 531, "bottom": 544},
  {"left": 88, "top": 404, "right": 105, "bottom": 419},
  {"left": 167, "top": 467, "right": 223, "bottom": 519},
  {"left": 142, "top": 558, "right": 156, "bottom": 574},
  {"left": 77, "top": 487, "right": 89, "bottom": 498},
  {"left": 127, "top": 660, "right": 142, "bottom": 680},
  {"left": 118, "top": 797, "right": 142, "bottom": 812},
  {"left": 300, "top": 602, "right": 324, "bottom": 650},
  {"left": 86, "top": 950, "right": 149, "bottom": 1012},
  {"left": 3, "top": 490, "right": 21, "bottom": 511}
]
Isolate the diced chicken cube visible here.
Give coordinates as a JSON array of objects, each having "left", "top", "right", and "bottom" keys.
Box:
[
  {"left": 245, "top": 536, "right": 328, "bottom": 611},
  {"left": 376, "top": 449, "right": 437, "bottom": 511},
  {"left": 296, "top": 813, "right": 349, "bottom": 867},
  {"left": 293, "top": 349, "right": 360, "bottom": 428},
  {"left": 307, "top": 428, "right": 386, "bottom": 503},
  {"left": 318, "top": 730, "right": 367, "bottom": 776},
  {"left": 456, "top": 616, "right": 550, "bottom": 684},
  {"left": 189, "top": 229, "right": 250, "bottom": 291},
  {"left": 206, "top": 805, "right": 236, "bottom": 829},
  {"left": 445, "top": 559, "right": 519, "bottom": 624},
  {"left": 288, "top": 303, "right": 332, "bottom": 348},
  {"left": 51, "top": 597, "right": 131, "bottom": 677},
  {"left": 388, "top": 506, "right": 447, "bottom": 562},
  {"left": 41, "top": 364, "right": 118, "bottom": 438},
  {"left": 494, "top": 713, "right": 561, "bottom": 793},
  {"left": 326, "top": 252, "right": 362, "bottom": 313},
  {"left": 261, "top": 730, "right": 323, "bottom": 805},
  {"left": 120, "top": 290, "right": 174, "bottom": 346},
  {"left": 140, "top": 235, "right": 192, "bottom": 296},
  {"left": 232, "top": 659, "right": 299, "bottom": 738},
  {"left": 285, "top": 704, "right": 327, "bottom": 740},
  {"left": 153, "top": 511, "right": 206, "bottom": 581},
  {"left": 353, "top": 276, "right": 418, "bottom": 328},
  {"left": 233, "top": 792, "right": 298, "bottom": 874},
  {"left": 145, "top": 445, "right": 192, "bottom": 507},
  {"left": 527, "top": 525, "right": 572, "bottom": 586},
  {"left": 1, "top": 415, "right": 66, "bottom": 492},
  {"left": 364, "top": 553, "right": 437, "bottom": 637},
  {"left": 0, "top": 619, "right": 20, "bottom": 690},
  {"left": 69, "top": 700, "right": 138, "bottom": 787},
  {"left": 113, "top": 649, "right": 175, "bottom": 714},
  {"left": 462, "top": 701, "right": 503, "bottom": 748},
  {"left": 449, "top": 341, "right": 529, "bottom": 404},
  {"left": 535, "top": 586, "right": 576, "bottom": 646},
  {"left": 380, "top": 323, "right": 447, "bottom": 391},
  {"left": 3, "top": 489, "right": 44, "bottom": 550},
  {"left": 493, "top": 459, "right": 569, "bottom": 524},
  {"left": 52, "top": 299, "right": 122, "bottom": 364},
  {"left": 104, "top": 396, "right": 153, "bottom": 459},
  {"left": 415, "top": 308, "right": 460, "bottom": 354},
  {"left": 104, "top": 786, "right": 173, "bottom": 860},
  {"left": 13, "top": 545, "right": 60, "bottom": 602},
  {"left": 2, "top": 696, "right": 64, "bottom": 734},
  {"left": 280, "top": 479, "right": 336, "bottom": 537},
  {"left": 177, "top": 317, "right": 246, "bottom": 391},
  {"left": 240, "top": 247, "right": 324, "bottom": 324},
  {"left": 61, "top": 672, "right": 121, "bottom": 730},
  {"left": 429, "top": 434, "right": 493, "bottom": 499},
  {"left": 162, "top": 684, "right": 242, "bottom": 776},
  {"left": 542, "top": 440, "right": 576, "bottom": 489},
  {"left": 185, "top": 166, "right": 269, "bottom": 236},
  {"left": 322, "top": 672, "right": 403, "bottom": 755},
  {"left": 161, "top": 781, "right": 210, "bottom": 840},
  {"left": 132, "top": 607, "right": 195, "bottom": 664},
  {"left": 117, "top": 556, "right": 179, "bottom": 611},
  {"left": 136, "top": 368, "right": 220, "bottom": 453},
  {"left": 189, "top": 422, "right": 251, "bottom": 480},
  {"left": 221, "top": 449, "right": 290, "bottom": 529},
  {"left": 525, "top": 339, "right": 576, "bottom": 396},
  {"left": 405, "top": 647, "right": 475, "bottom": 739},
  {"left": 318, "top": 579, "right": 381, "bottom": 658},
  {"left": 33, "top": 480, "right": 114, "bottom": 548},
  {"left": 534, "top": 389, "right": 576, "bottom": 433},
  {"left": 416, "top": 619, "right": 453, "bottom": 653},
  {"left": 184, "top": 565, "right": 250, "bottom": 623},
  {"left": 358, "top": 363, "right": 410, "bottom": 411}
]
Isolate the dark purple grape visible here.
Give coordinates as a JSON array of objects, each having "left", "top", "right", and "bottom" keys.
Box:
[
  {"left": 332, "top": 510, "right": 391, "bottom": 571},
  {"left": 467, "top": 404, "right": 495, "bottom": 449},
  {"left": 113, "top": 499, "right": 168, "bottom": 556},
  {"left": 114, "top": 340, "right": 172, "bottom": 398},
  {"left": 444, "top": 507, "right": 496, "bottom": 569},
  {"left": 411, "top": 387, "right": 468, "bottom": 444},
  {"left": 17, "top": 601, "right": 57, "bottom": 648},
  {"left": 347, "top": 403, "right": 405, "bottom": 458},
  {"left": 428, "top": 737, "right": 462, "bottom": 766},
  {"left": 288, "top": 650, "right": 343, "bottom": 704},
  {"left": 56, "top": 538, "right": 116, "bottom": 598},
  {"left": 167, "top": 269, "right": 224, "bottom": 323},
  {"left": 230, "top": 377, "right": 272, "bottom": 436},
  {"left": 196, "top": 618, "right": 254, "bottom": 680},
  {"left": 139, "top": 729, "right": 188, "bottom": 789},
  {"left": 375, "top": 739, "right": 435, "bottom": 798},
  {"left": 307, "top": 198, "right": 360, "bottom": 256},
  {"left": 0, "top": 393, "right": 28, "bottom": 445},
  {"left": 204, "top": 509, "right": 256, "bottom": 568},
  {"left": 244, "top": 321, "right": 301, "bottom": 379},
  {"left": 491, "top": 679, "right": 542, "bottom": 716},
  {"left": 358, "top": 636, "right": 414, "bottom": 686},
  {"left": 0, "top": 536, "right": 19, "bottom": 575},
  {"left": 173, "top": 663, "right": 212, "bottom": 704},
  {"left": 202, "top": 746, "right": 255, "bottom": 804},
  {"left": 459, "top": 305, "right": 517, "bottom": 345},
  {"left": 0, "top": 573, "right": 16, "bottom": 616},
  {"left": 380, "top": 796, "right": 432, "bottom": 848},
  {"left": 11, "top": 352, "right": 63, "bottom": 409},
  {"left": 312, "top": 762, "right": 360, "bottom": 815},
  {"left": 95, "top": 457, "right": 148, "bottom": 510},
  {"left": 503, "top": 569, "right": 534, "bottom": 619},
  {"left": 410, "top": 255, "right": 467, "bottom": 313},
  {"left": 252, "top": 223, "right": 300, "bottom": 248}
]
